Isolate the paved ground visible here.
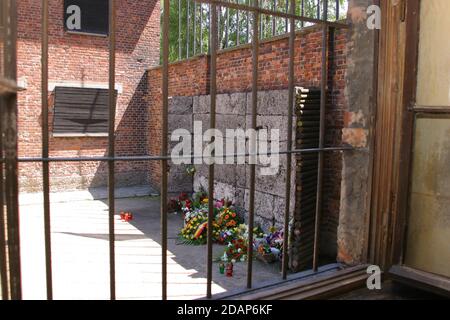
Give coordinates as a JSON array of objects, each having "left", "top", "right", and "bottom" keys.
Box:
[{"left": 19, "top": 195, "right": 282, "bottom": 300}]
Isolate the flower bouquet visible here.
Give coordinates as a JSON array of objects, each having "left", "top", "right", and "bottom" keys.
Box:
[
  {"left": 256, "top": 243, "right": 278, "bottom": 264},
  {"left": 216, "top": 206, "right": 240, "bottom": 229},
  {"left": 222, "top": 239, "right": 248, "bottom": 263},
  {"left": 254, "top": 227, "right": 284, "bottom": 263}
]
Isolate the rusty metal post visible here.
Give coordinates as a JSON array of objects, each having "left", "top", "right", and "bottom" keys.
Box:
[
  {"left": 236, "top": 1, "right": 240, "bottom": 46},
  {"left": 194, "top": 1, "right": 197, "bottom": 55},
  {"left": 282, "top": 0, "right": 295, "bottom": 280},
  {"left": 247, "top": 0, "right": 259, "bottom": 289},
  {"left": 179, "top": 0, "right": 182, "bottom": 59},
  {"left": 161, "top": 0, "right": 170, "bottom": 301},
  {"left": 313, "top": 0, "right": 328, "bottom": 272},
  {"left": 225, "top": 6, "right": 229, "bottom": 47},
  {"left": 0, "top": 98, "right": 8, "bottom": 300},
  {"left": 187, "top": 0, "right": 190, "bottom": 58},
  {"left": 0, "top": 0, "right": 9, "bottom": 301},
  {"left": 3, "top": 0, "right": 21, "bottom": 300},
  {"left": 246, "top": 0, "right": 250, "bottom": 42},
  {"left": 336, "top": 0, "right": 340, "bottom": 20},
  {"left": 301, "top": 0, "right": 304, "bottom": 28},
  {"left": 272, "top": 0, "right": 276, "bottom": 36},
  {"left": 108, "top": 0, "right": 117, "bottom": 300},
  {"left": 41, "top": 0, "right": 53, "bottom": 300},
  {"left": 200, "top": 3, "right": 203, "bottom": 53},
  {"left": 206, "top": 2, "right": 217, "bottom": 299}
]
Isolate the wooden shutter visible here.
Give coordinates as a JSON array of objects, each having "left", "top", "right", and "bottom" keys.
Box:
[
  {"left": 292, "top": 87, "right": 321, "bottom": 271},
  {"left": 52, "top": 87, "right": 116, "bottom": 135}
]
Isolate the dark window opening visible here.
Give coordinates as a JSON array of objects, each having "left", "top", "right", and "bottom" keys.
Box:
[
  {"left": 64, "top": 0, "right": 109, "bottom": 36},
  {"left": 52, "top": 86, "right": 116, "bottom": 136}
]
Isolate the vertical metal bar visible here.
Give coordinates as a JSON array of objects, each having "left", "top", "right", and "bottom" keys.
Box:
[
  {"left": 260, "top": 0, "right": 263, "bottom": 39},
  {"left": 200, "top": 3, "right": 203, "bottom": 53},
  {"left": 246, "top": 0, "right": 250, "bottom": 42},
  {"left": 3, "top": 0, "right": 21, "bottom": 300},
  {"left": 313, "top": 0, "right": 328, "bottom": 272},
  {"left": 225, "top": 6, "right": 229, "bottom": 48},
  {"left": 161, "top": 0, "right": 170, "bottom": 301},
  {"left": 206, "top": 2, "right": 217, "bottom": 299},
  {"left": 282, "top": 0, "right": 295, "bottom": 281},
  {"left": 41, "top": 0, "right": 53, "bottom": 300},
  {"left": 317, "top": 0, "right": 321, "bottom": 20},
  {"left": 208, "top": 4, "right": 211, "bottom": 53},
  {"left": 178, "top": 0, "right": 182, "bottom": 60},
  {"left": 236, "top": 1, "right": 240, "bottom": 46},
  {"left": 285, "top": 0, "right": 288, "bottom": 32},
  {"left": 194, "top": 1, "right": 197, "bottom": 55},
  {"left": 336, "top": 0, "right": 339, "bottom": 21},
  {"left": 272, "top": 0, "right": 276, "bottom": 36},
  {"left": 0, "top": 99, "right": 8, "bottom": 300},
  {"left": 108, "top": 0, "right": 116, "bottom": 300},
  {"left": 247, "top": 0, "right": 258, "bottom": 289},
  {"left": 187, "top": 0, "right": 190, "bottom": 58},
  {"left": 0, "top": 0, "right": 9, "bottom": 301},
  {"left": 217, "top": 6, "right": 220, "bottom": 50},
  {"left": 301, "top": 0, "right": 304, "bottom": 28}
]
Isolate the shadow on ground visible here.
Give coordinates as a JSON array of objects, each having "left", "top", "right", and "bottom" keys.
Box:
[{"left": 68, "top": 196, "right": 284, "bottom": 297}]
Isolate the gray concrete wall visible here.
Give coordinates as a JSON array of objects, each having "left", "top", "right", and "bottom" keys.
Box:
[
  {"left": 168, "top": 96, "right": 194, "bottom": 195},
  {"left": 168, "top": 90, "right": 296, "bottom": 230}
]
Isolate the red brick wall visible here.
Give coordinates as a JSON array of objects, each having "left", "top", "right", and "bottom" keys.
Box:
[
  {"left": 148, "top": 24, "right": 348, "bottom": 257},
  {"left": 16, "top": 0, "right": 160, "bottom": 192}
]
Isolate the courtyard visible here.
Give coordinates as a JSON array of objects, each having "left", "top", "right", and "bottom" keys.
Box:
[{"left": 18, "top": 190, "right": 286, "bottom": 300}]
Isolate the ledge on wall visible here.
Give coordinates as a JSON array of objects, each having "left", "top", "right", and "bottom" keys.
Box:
[{"left": 52, "top": 133, "right": 109, "bottom": 138}]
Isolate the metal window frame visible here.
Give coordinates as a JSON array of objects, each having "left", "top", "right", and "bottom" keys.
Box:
[{"left": 0, "top": 0, "right": 355, "bottom": 300}]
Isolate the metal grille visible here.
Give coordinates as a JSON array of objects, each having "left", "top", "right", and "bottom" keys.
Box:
[
  {"left": 172, "top": 0, "right": 346, "bottom": 62},
  {"left": 0, "top": 0, "right": 350, "bottom": 300}
]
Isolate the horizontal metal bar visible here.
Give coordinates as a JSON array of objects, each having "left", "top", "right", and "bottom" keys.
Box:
[
  {"left": 9, "top": 147, "right": 355, "bottom": 163},
  {"left": 192, "top": 0, "right": 349, "bottom": 29}
]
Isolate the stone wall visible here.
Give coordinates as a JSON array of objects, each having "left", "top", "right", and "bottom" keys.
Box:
[
  {"left": 192, "top": 90, "right": 296, "bottom": 230},
  {"left": 149, "top": 22, "right": 350, "bottom": 266}
]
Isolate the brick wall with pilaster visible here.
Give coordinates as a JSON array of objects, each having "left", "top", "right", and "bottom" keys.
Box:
[{"left": 16, "top": 0, "right": 160, "bottom": 192}]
